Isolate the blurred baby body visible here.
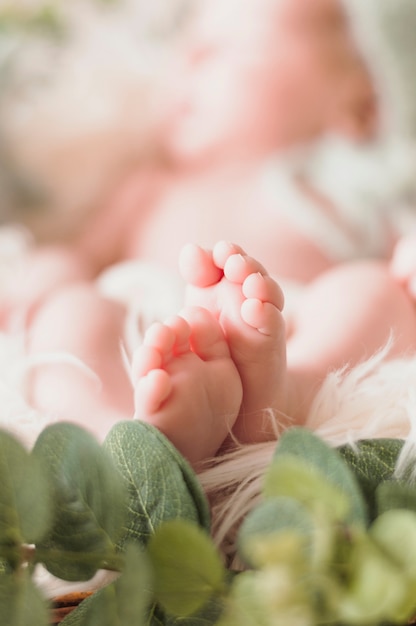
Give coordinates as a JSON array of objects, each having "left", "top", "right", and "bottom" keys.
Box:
[
  {"left": 128, "top": 146, "right": 398, "bottom": 285},
  {"left": 3, "top": 0, "right": 400, "bottom": 287},
  {"left": 124, "top": 0, "right": 395, "bottom": 282},
  {"left": 2, "top": 0, "right": 407, "bottom": 337}
]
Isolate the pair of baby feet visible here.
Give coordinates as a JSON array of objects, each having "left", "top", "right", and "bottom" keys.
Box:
[{"left": 132, "top": 241, "right": 288, "bottom": 465}]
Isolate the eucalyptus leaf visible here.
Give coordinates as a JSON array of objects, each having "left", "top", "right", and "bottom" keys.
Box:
[
  {"left": 336, "top": 534, "right": 413, "bottom": 625},
  {"left": 113, "top": 542, "right": 153, "bottom": 625},
  {"left": 147, "top": 519, "right": 226, "bottom": 618},
  {"left": 0, "top": 5, "right": 64, "bottom": 38},
  {"left": 376, "top": 479, "right": 416, "bottom": 516},
  {"left": 61, "top": 543, "right": 152, "bottom": 626},
  {"left": 165, "top": 594, "right": 224, "bottom": 626},
  {"left": 0, "top": 429, "right": 52, "bottom": 552},
  {"left": 218, "top": 568, "right": 312, "bottom": 626},
  {"left": 151, "top": 595, "right": 225, "bottom": 626},
  {"left": 271, "top": 428, "right": 367, "bottom": 525},
  {"left": 140, "top": 597, "right": 225, "bottom": 626},
  {"left": 59, "top": 587, "right": 118, "bottom": 626},
  {"left": 104, "top": 421, "right": 210, "bottom": 551},
  {"left": 238, "top": 497, "right": 315, "bottom": 567},
  {"left": 61, "top": 589, "right": 222, "bottom": 626},
  {"left": 148, "top": 604, "right": 168, "bottom": 626},
  {"left": 371, "top": 509, "right": 416, "bottom": 580},
  {"left": 32, "top": 423, "right": 127, "bottom": 581},
  {"left": 338, "top": 439, "right": 404, "bottom": 520},
  {"left": 61, "top": 534, "right": 224, "bottom": 626},
  {"left": 0, "top": 570, "right": 49, "bottom": 626},
  {"left": 264, "top": 456, "right": 351, "bottom": 523}
]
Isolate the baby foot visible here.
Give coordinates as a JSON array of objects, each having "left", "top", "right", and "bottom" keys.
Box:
[
  {"left": 132, "top": 306, "right": 242, "bottom": 465},
  {"left": 179, "top": 241, "right": 289, "bottom": 443}
]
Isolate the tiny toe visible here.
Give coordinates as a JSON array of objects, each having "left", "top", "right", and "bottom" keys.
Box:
[
  {"left": 144, "top": 322, "right": 176, "bottom": 353},
  {"left": 181, "top": 306, "right": 230, "bottom": 359},
  {"left": 241, "top": 299, "right": 283, "bottom": 336},
  {"left": 135, "top": 369, "right": 172, "bottom": 416},
  {"left": 179, "top": 243, "right": 223, "bottom": 286},
  {"left": 165, "top": 315, "right": 191, "bottom": 354},
  {"left": 242, "top": 273, "right": 284, "bottom": 311},
  {"left": 132, "top": 345, "right": 163, "bottom": 379},
  {"left": 224, "top": 253, "right": 268, "bottom": 284},
  {"left": 212, "top": 241, "right": 246, "bottom": 268}
]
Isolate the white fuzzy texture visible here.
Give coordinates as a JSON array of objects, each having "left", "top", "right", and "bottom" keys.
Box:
[{"left": 199, "top": 343, "right": 416, "bottom": 565}]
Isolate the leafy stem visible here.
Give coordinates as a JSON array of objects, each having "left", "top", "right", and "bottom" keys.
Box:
[{"left": 1, "top": 423, "right": 416, "bottom": 626}]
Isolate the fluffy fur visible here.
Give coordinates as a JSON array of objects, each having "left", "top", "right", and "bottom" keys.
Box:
[{"left": 200, "top": 342, "right": 416, "bottom": 565}]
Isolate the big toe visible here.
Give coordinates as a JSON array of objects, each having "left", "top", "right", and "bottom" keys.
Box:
[
  {"left": 180, "top": 306, "right": 231, "bottom": 361},
  {"left": 179, "top": 243, "right": 223, "bottom": 287}
]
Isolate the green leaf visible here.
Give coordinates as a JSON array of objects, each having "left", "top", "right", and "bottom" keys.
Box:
[
  {"left": 148, "top": 603, "right": 168, "bottom": 626},
  {"left": 238, "top": 497, "right": 315, "bottom": 568},
  {"left": 264, "top": 456, "right": 351, "bottom": 523},
  {"left": 338, "top": 439, "right": 404, "bottom": 520},
  {"left": 165, "top": 594, "right": 224, "bottom": 626},
  {"left": 376, "top": 479, "right": 416, "bottom": 516},
  {"left": 59, "top": 589, "right": 115, "bottom": 626},
  {"left": 104, "top": 422, "right": 210, "bottom": 551},
  {"left": 271, "top": 428, "right": 367, "bottom": 525},
  {"left": 63, "top": 524, "right": 225, "bottom": 625},
  {"left": 371, "top": 509, "right": 416, "bottom": 580},
  {"left": 114, "top": 543, "right": 153, "bottom": 625},
  {"left": 32, "top": 423, "right": 127, "bottom": 581},
  {"left": 218, "top": 568, "right": 312, "bottom": 626},
  {"left": 147, "top": 596, "right": 224, "bottom": 626},
  {"left": 0, "top": 429, "right": 52, "bottom": 554},
  {"left": 61, "top": 589, "right": 223, "bottom": 626},
  {"left": 0, "top": 5, "right": 64, "bottom": 38},
  {"left": 240, "top": 497, "right": 314, "bottom": 543},
  {"left": 336, "top": 534, "right": 414, "bottom": 625},
  {"left": 61, "top": 543, "right": 152, "bottom": 626},
  {"left": 147, "top": 519, "right": 226, "bottom": 618},
  {"left": 0, "top": 570, "right": 49, "bottom": 626}
]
